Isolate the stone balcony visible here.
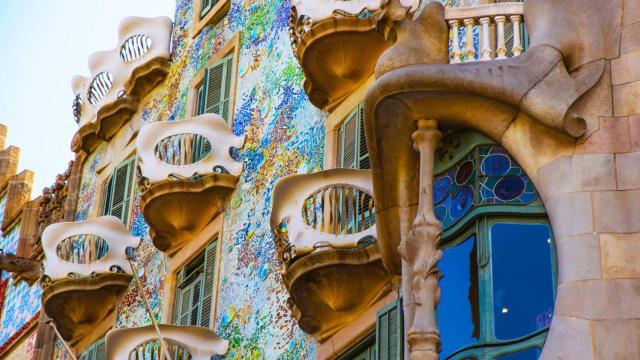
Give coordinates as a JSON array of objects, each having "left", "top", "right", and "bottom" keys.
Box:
[
  {"left": 71, "top": 16, "right": 173, "bottom": 154},
  {"left": 270, "top": 168, "right": 391, "bottom": 341},
  {"left": 136, "top": 114, "right": 244, "bottom": 256},
  {"left": 106, "top": 324, "right": 229, "bottom": 360},
  {"left": 289, "top": 0, "right": 418, "bottom": 111},
  {"left": 40, "top": 216, "right": 140, "bottom": 355}
]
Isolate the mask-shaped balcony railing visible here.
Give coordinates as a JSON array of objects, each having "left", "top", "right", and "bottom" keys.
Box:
[
  {"left": 270, "top": 168, "right": 391, "bottom": 340},
  {"left": 106, "top": 324, "right": 229, "bottom": 360},
  {"left": 445, "top": 2, "right": 526, "bottom": 63},
  {"left": 71, "top": 16, "right": 172, "bottom": 153},
  {"left": 136, "top": 114, "right": 244, "bottom": 255},
  {"left": 289, "top": 0, "right": 419, "bottom": 111},
  {"left": 40, "top": 216, "right": 140, "bottom": 355}
]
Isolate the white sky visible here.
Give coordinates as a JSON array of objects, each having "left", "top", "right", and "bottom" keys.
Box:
[{"left": 0, "top": 0, "right": 176, "bottom": 195}]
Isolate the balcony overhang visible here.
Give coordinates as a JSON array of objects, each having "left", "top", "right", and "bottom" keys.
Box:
[
  {"left": 71, "top": 16, "right": 173, "bottom": 154},
  {"left": 40, "top": 216, "right": 140, "bottom": 354},
  {"left": 295, "top": 15, "right": 390, "bottom": 111},
  {"left": 284, "top": 243, "right": 390, "bottom": 341},
  {"left": 42, "top": 273, "right": 133, "bottom": 355},
  {"left": 140, "top": 173, "right": 238, "bottom": 255},
  {"left": 271, "top": 168, "right": 391, "bottom": 340},
  {"left": 137, "top": 114, "right": 244, "bottom": 255}
]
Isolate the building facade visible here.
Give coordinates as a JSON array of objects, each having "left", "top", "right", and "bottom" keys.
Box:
[{"left": 0, "top": 0, "right": 639, "bottom": 359}]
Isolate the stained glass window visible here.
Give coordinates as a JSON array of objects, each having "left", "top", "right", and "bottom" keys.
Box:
[{"left": 434, "top": 131, "right": 556, "bottom": 360}]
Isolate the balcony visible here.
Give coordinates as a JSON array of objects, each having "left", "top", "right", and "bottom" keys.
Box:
[
  {"left": 71, "top": 16, "right": 173, "bottom": 154},
  {"left": 106, "top": 324, "right": 229, "bottom": 359},
  {"left": 445, "top": 2, "right": 525, "bottom": 63},
  {"left": 290, "top": 0, "right": 419, "bottom": 111},
  {"left": 270, "top": 168, "right": 391, "bottom": 341},
  {"left": 40, "top": 216, "right": 141, "bottom": 354},
  {"left": 136, "top": 114, "right": 244, "bottom": 255}
]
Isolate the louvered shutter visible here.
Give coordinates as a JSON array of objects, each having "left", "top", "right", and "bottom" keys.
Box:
[
  {"left": 103, "top": 157, "right": 135, "bottom": 224},
  {"left": 204, "top": 54, "right": 234, "bottom": 122},
  {"left": 376, "top": 299, "right": 403, "bottom": 360},
  {"left": 339, "top": 109, "right": 358, "bottom": 169},
  {"left": 357, "top": 105, "right": 370, "bottom": 169},
  {"left": 94, "top": 339, "right": 106, "bottom": 360},
  {"left": 196, "top": 76, "right": 207, "bottom": 115},
  {"left": 200, "top": 240, "right": 218, "bottom": 328},
  {"left": 178, "top": 284, "right": 192, "bottom": 325}
]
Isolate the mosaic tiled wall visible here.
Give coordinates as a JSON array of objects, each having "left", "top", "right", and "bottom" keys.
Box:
[
  {"left": 0, "top": 193, "right": 42, "bottom": 353},
  {"left": 72, "top": 0, "right": 324, "bottom": 358}
]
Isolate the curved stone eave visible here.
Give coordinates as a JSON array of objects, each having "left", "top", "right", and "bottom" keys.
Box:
[
  {"left": 296, "top": 16, "right": 391, "bottom": 111},
  {"left": 71, "top": 97, "right": 139, "bottom": 153},
  {"left": 140, "top": 174, "right": 238, "bottom": 256},
  {"left": 125, "top": 57, "right": 171, "bottom": 99},
  {"left": 282, "top": 242, "right": 392, "bottom": 342},
  {"left": 42, "top": 273, "right": 133, "bottom": 354},
  {"left": 363, "top": 66, "right": 576, "bottom": 274}
]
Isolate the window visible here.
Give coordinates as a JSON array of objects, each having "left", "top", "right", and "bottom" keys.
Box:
[
  {"left": 337, "top": 333, "right": 375, "bottom": 360},
  {"left": 173, "top": 240, "right": 218, "bottom": 328},
  {"left": 199, "top": 0, "right": 217, "bottom": 19},
  {"left": 196, "top": 53, "right": 234, "bottom": 122},
  {"left": 338, "top": 103, "right": 370, "bottom": 169},
  {"left": 102, "top": 157, "right": 135, "bottom": 224},
  {"left": 434, "top": 131, "right": 556, "bottom": 360},
  {"left": 80, "top": 338, "right": 105, "bottom": 360},
  {"left": 337, "top": 299, "right": 403, "bottom": 360},
  {"left": 192, "top": 0, "right": 230, "bottom": 38}
]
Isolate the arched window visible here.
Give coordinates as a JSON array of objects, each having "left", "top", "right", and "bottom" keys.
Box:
[{"left": 434, "top": 130, "right": 556, "bottom": 360}]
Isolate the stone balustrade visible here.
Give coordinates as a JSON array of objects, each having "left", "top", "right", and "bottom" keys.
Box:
[
  {"left": 136, "top": 114, "right": 244, "bottom": 187},
  {"left": 106, "top": 325, "right": 229, "bottom": 360},
  {"left": 270, "top": 168, "right": 376, "bottom": 265},
  {"left": 41, "top": 216, "right": 140, "bottom": 283},
  {"left": 445, "top": 2, "right": 525, "bottom": 63}
]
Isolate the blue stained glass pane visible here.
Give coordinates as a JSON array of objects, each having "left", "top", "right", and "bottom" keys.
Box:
[
  {"left": 495, "top": 348, "right": 541, "bottom": 360},
  {"left": 481, "top": 153, "right": 511, "bottom": 176},
  {"left": 494, "top": 176, "right": 525, "bottom": 201},
  {"left": 491, "top": 223, "right": 554, "bottom": 340},
  {"left": 450, "top": 186, "right": 474, "bottom": 220},
  {"left": 434, "top": 176, "right": 452, "bottom": 205},
  {"left": 438, "top": 235, "right": 480, "bottom": 359}
]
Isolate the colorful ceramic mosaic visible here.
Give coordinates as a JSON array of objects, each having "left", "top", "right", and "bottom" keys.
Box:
[
  {"left": 434, "top": 145, "right": 538, "bottom": 230},
  {"left": 69, "top": 0, "right": 322, "bottom": 358},
  {"left": 0, "top": 223, "right": 42, "bottom": 350}
]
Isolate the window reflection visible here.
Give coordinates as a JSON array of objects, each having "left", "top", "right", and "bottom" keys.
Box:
[
  {"left": 438, "top": 234, "right": 480, "bottom": 358},
  {"left": 495, "top": 347, "right": 541, "bottom": 360},
  {"left": 491, "top": 223, "right": 554, "bottom": 340}
]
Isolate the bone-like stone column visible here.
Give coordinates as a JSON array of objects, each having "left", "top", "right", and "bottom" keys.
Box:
[{"left": 398, "top": 119, "right": 443, "bottom": 360}]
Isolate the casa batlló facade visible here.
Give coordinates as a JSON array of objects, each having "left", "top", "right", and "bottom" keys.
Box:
[{"left": 0, "top": 0, "right": 639, "bottom": 359}]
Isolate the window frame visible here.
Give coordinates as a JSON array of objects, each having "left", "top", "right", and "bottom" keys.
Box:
[
  {"left": 192, "top": 0, "right": 231, "bottom": 38},
  {"left": 101, "top": 156, "right": 136, "bottom": 226},
  {"left": 189, "top": 33, "right": 240, "bottom": 125},
  {"left": 162, "top": 216, "right": 225, "bottom": 330},
  {"left": 435, "top": 130, "right": 557, "bottom": 360}
]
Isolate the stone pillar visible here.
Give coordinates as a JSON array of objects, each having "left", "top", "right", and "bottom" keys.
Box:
[{"left": 398, "top": 119, "right": 443, "bottom": 360}]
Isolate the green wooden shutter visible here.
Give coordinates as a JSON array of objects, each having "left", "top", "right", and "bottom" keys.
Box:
[
  {"left": 204, "top": 54, "right": 234, "bottom": 122},
  {"left": 103, "top": 157, "right": 135, "bottom": 224},
  {"left": 175, "top": 272, "right": 203, "bottom": 326},
  {"left": 196, "top": 75, "right": 207, "bottom": 115},
  {"left": 376, "top": 299, "right": 403, "bottom": 360},
  {"left": 200, "top": 240, "right": 218, "bottom": 328},
  {"left": 80, "top": 338, "right": 105, "bottom": 360},
  {"left": 339, "top": 104, "right": 369, "bottom": 170}
]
